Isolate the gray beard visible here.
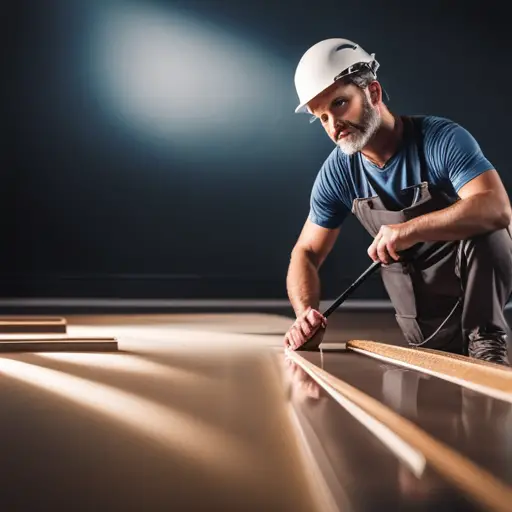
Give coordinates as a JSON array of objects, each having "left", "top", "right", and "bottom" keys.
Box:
[{"left": 336, "top": 98, "right": 381, "bottom": 155}]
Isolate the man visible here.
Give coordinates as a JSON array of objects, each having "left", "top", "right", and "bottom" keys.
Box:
[{"left": 284, "top": 38, "right": 512, "bottom": 365}]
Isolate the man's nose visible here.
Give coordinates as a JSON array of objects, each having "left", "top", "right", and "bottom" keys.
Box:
[{"left": 330, "top": 117, "right": 343, "bottom": 137}]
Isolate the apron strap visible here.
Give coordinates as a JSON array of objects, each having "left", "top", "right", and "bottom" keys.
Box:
[{"left": 402, "top": 115, "right": 429, "bottom": 184}]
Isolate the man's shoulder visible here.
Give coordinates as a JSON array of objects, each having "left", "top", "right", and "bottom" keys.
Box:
[
  {"left": 318, "top": 147, "right": 349, "bottom": 179},
  {"left": 311, "top": 147, "right": 351, "bottom": 198},
  {"left": 412, "top": 115, "right": 461, "bottom": 140},
  {"left": 413, "top": 115, "right": 484, "bottom": 157}
]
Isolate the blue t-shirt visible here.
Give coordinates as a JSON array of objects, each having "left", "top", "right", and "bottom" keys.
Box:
[{"left": 309, "top": 116, "right": 494, "bottom": 229}]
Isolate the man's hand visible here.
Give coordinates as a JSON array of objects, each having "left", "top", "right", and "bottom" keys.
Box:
[
  {"left": 284, "top": 307, "right": 327, "bottom": 350},
  {"left": 368, "top": 224, "right": 417, "bottom": 264}
]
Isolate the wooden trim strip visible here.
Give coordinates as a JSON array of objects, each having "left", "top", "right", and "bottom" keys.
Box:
[
  {"left": 287, "top": 349, "right": 512, "bottom": 512},
  {"left": 348, "top": 340, "right": 512, "bottom": 404},
  {"left": 0, "top": 337, "right": 118, "bottom": 352},
  {"left": 289, "top": 351, "right": 427, "bottom": 477},
  {"left": 0, "top": 317, "right": 67, "bottom": 324},
  {"left": 0, "top": 317, "right": 67, "bottom": 334},
  {"left": 419, "top": 346, "right": 512, "bottom": 371}
]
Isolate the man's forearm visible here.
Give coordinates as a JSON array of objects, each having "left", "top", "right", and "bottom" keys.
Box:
[
  {"left": 286, "top": 250, "right": 321, "bottom": 316},
  {"left": 405, "top": 191, "right": 512, "bottom": 244}
]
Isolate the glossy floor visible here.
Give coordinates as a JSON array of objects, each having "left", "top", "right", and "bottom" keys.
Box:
[
  {"left": 0, "top": 311, "right": 508, "bottom": 511},
  {"left": 285, "top": 356, "right": 479, "bottom": 511},
  {"left": 301, "top": 348, "right": 512, "bottom": 486},
  {"left": 0, "top": 314, "right": 316, "bottom": 512}
]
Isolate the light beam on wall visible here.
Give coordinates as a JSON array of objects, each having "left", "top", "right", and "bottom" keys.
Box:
[{"left": 92, "top": 2, "right": 292, "bottom": 153}]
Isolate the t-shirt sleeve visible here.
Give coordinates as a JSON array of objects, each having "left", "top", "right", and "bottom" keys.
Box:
[
  {"left": 308, "top": 159, "right": 349, "bottom": 229},
  {"left": 427, "top": 120, "right": 494, "bottom": 193}
]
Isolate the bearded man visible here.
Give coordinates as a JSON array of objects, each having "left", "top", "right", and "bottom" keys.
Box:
[{"left": 284, "top": 38, "right": 512, "bottom": 365}]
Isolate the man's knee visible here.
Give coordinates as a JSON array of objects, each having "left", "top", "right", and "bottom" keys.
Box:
[
  {"left": 459, "top": 228, "right": 512, "bottom": 305},
  {"left": 460, "top": 228, "right": 512, "bottom": 272}
]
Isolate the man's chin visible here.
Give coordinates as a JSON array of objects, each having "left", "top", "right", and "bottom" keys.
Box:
[
  {"left": 336, "top": 140, "right": 362, "bottom": 155},
  {"left": 337, "top": 129, "right": 376, "bottom": 155}
]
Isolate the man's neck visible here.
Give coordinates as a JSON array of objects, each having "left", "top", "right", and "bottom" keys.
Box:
[{"left": 361, "top": 112, "right": 403, "bottom": 168}]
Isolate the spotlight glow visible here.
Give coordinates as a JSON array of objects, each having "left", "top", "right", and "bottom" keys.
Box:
[{"left": 92, "top": 3, "right": 290, "bottom": 149}]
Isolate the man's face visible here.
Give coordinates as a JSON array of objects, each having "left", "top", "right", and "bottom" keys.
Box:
[{"left": 308, "top": 81, "right": 381, "bottom": 155}]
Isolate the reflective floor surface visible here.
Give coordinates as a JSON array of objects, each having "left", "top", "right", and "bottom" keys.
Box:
[{"left": 0, "top": 311, "right": 510, "bottom": 511}]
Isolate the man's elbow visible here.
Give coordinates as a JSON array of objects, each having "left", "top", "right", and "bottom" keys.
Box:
[
  {"left": 494, "top": 202, "right": 512, "bottom": 230},
  {"left": 290, "top": 246, "right": 321, "bottom": 269}
]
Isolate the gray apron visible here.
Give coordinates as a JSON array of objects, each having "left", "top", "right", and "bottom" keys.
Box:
[{"left": 352, "top": 116, "right": 464, "bottom": 352}]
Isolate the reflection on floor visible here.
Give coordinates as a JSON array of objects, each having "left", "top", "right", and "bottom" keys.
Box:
[{"left": 0, "top": 311, "right": 510, "bottom": 511}]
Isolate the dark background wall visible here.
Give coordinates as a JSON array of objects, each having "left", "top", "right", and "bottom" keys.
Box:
[{"left": 3, "top": 0, "right": 511, "bottom": 299}]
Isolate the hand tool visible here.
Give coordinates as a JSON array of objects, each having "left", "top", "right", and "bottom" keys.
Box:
[{"left": 296, "top": 260, "right": 382, "bottom": 351}]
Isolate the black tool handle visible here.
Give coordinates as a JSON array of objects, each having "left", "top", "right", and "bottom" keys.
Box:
[{"left": 322, "top": 260, "right": 382, "bottom": 318}]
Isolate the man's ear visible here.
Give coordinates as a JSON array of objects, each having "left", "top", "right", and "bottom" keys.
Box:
[{"left": 368, "top": 81, "right": 382, "bottom": 105}]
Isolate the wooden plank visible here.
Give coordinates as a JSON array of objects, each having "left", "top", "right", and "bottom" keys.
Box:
[
  {"left": 0, "top": 337, "right": 118, "bottom": 352},
  {"left": 347, "top": 340, "right": 512, "bottom": 404},
  {"left": 419, "top": 346, "right": 512, "bottom": 371},
  {"left": 287, "top": 348, "right": 512, "bottom": 512},
  {"left": 0, "top": 317, "right": 67, "bottom": 334}
]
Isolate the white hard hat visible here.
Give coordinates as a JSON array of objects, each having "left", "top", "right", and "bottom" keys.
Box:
[{"left": 294, "top": 38, "right": 379, "bottom": 114}]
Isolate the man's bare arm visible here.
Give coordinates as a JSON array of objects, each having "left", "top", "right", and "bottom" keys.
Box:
[
  {"left": 369, "top": 170, "right": 512, "bottom": 264},
  {"left": 286, "top": 219, "right": 340, "bottom": 316},
  {"left": 405, "top": 170, "right": 512, "bottom": 244}
]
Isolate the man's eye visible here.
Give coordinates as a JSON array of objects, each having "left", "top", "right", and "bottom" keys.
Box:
[{"left": 334, "top": 99, "right": 346, "bottom": 107}]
